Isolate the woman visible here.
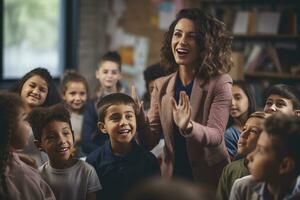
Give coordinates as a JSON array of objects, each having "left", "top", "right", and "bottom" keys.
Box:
[{"left": 136, "top": 8, "right": 233, "bottom": 187}]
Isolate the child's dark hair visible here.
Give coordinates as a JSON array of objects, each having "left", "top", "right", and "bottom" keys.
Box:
[
  {"left": 227, "top": 80, "right": 256, "bottom": 127},
  {"left": 264, "top": 113, "right": 300, "bottom": 174},
  {"left": 265, "top": 84, "right": 300, "bottom": 110},
  {"left": 97, "top": 51, "right": 122, "bottom": 71},
  {"left": 61, "top": 70, "right": 90, "bottom": 97},
  {"left": 143, "top": 63, "right": 167, "bottom": 92},
  {"left": 27, "top": 103, "right": 74, "bottom": 142},
  {"left": 96, "top": 51, "right": 122, "bottom": 94},
  {"left": 11, "top": 67, "right": 61, "bottom": 107},
  {"left": 0, "top": 92, "right": 26, "bottom": 188},
  {"left": 97, "top": 93, "right": 138, "bottom": 123}
]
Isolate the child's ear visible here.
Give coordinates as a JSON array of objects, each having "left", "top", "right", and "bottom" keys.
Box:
[
  {"left": 279, "top": 156, "right": 295, "bottom": 175},
  {"left": 118, "top": 73, "right": 122, "bottom": 81},
  {"left": 98, "top": 122, "right": 107, "bottom": 134},
  {"left": 95, "top": 69, "right": 100, "bottom": 79},
  {"left": 33, "top": 140, "right": 44, "bottom": 152},
  {"left": 294, "top": 110, "right": 300, "bottom": 117}
]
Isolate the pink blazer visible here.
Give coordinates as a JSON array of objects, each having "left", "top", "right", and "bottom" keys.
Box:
[{"left": 138, "top": 72, "right": 232, "bottom": 186}]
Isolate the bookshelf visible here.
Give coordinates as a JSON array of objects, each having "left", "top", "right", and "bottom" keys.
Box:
[{"left": 198, "top": 0, "right": 300, "bottom": 106}]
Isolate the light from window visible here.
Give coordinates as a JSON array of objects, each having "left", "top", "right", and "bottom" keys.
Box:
[{"left": 3, "top": 0, "right": 63, "bottom": 79}]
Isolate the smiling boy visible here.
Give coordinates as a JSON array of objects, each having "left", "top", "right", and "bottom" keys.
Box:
[
  {"left": 86, "top": 93, "right": 160, "bottom": 200},
  {"left": 28, "top": 104, "right": 101, "bottom": 200}
]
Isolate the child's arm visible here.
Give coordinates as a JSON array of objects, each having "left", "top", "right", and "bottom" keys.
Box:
[{"left": 86, "top": 192, "right": 96, "bottom": 200}]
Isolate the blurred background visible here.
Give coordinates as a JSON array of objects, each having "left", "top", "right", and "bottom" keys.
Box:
[{"left": 0, "top": 0, "right": 299, "bottom": 105}]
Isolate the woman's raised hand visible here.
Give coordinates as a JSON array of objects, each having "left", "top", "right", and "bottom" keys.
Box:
[{"left": 171, "top": 91, "right": 192, "bottom": 131}]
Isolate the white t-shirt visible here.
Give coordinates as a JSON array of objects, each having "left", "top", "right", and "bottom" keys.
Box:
[
  {"left": 39, "top": 160, "right": 101, "bottom": 200},
  {"left": 70, "top": 112, "right": 84, "bottom": 137}
]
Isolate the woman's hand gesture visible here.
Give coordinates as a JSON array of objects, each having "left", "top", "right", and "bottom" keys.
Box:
[{"left": 171, "top": 91, "right": 192, "bottom": 131}]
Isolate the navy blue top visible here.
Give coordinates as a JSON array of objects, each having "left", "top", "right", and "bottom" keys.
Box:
[
  {"left": 81, "top": 99, "right": 109, "bottom": 154},
  {"left": 173, "top": 74, "right": 194, "bottom": 181},
  {"left": 86, "top": 140, "right": 160, "bottom": 200}
]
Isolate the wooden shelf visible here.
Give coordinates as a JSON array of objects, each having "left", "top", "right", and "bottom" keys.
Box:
[
  {"left": 245, "top": 72, "right": 300, "bottom": 81},
  {"left": 234, "top": 35, "right": 300, "bottom": 42},
  {"left": 198, "top": 0, "right": 300, "bottom": 7}
]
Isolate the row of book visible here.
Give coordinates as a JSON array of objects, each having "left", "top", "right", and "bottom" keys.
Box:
[
  {"left": 230, "top": 44, "right": 300, "bottom": 79},
  {"left": 231, "top": 10, "right": 300, "bottom": 35}
]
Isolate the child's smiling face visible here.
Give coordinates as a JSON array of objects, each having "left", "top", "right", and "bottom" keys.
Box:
[
  {"left": 38, "top": 120, "right": 74, "bottom": 168},
  {"left": 99, "top": 104, "right": 136, "bottom": 147},
  {"left": 20, "top": 75, "right": 48, "bottom": 108},
  {"left": 63, "top": 81, "right": 87, "bottom": 113}
]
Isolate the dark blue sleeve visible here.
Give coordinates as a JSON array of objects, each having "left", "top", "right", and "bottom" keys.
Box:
[
  {"left": 81, "top": 100, "right": 108, "bottom": 154},
  {"left": 224, "top": 127, "right": 240, "bottom": 158}
]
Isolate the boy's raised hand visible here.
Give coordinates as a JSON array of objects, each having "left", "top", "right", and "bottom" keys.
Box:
[{"left": 171, "top": 91, "right": 192, "bottom": 131}]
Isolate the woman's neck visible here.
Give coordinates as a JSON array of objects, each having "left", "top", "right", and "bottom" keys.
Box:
[{"left": 178, "top": 65, "right": 195, "bottom": 86}]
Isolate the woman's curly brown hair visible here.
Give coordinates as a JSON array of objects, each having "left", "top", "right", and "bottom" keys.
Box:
[{"left": 160, "top": 8, "right": 233, "bottom": 80}]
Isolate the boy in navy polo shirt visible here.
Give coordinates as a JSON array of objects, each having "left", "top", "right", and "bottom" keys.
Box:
[{"left": 86, "top": 93, "right": 160, "bottom": 200}]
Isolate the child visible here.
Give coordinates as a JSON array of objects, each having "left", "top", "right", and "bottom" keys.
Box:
[
  {"left": 86, "top": 93, "right": 160, "bottom": 200},
  {"left": 230, "top": 113, "right": 300, "bottom": 200},
  {"left": 12, "top": 67, "right": 61, "bottom": 109},
  {"left": 12, "top": 67, "right": 62, "bottom": 166},
  {"left": 0, "top": 92, "right": 56, "bottom": 200},
  {"left": 81, "top": 51, "right": 127, "bottom": 155},
  {"left": 264, "top": 84, "right": 300, "bottom": 115},
  {"left": 142, "top": 63, "right": 167, "bottom": 112},
  {"left": 225, "top": 80, "right": 256, "bottom": 160},
  {"left": 27, "top": 104, "right": 101, "bottom": 200},
  {"left": 216, "top": 111, "right": 266, "bottom": 200},
  {"left": 61, "top": 70, "right": 89, "bottom": 158}
]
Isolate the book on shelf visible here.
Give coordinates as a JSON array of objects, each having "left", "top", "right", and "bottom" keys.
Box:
[
  {"left": 256, "top": 12, "right": 281, "bottom": 34},
  {"left": 245, "top": 45, "right": 285, "bottom": 74},
  {"left": 266, "top": 46, "right": 282, "bottom": 73},
  {"left": 278, "top": 10, "right": 297, "bottom": 35},
  {"left": 230, "top": 51, "right": 245, "bottom": 80},
  {"left": 232, "top": 11, "right": 249, "bottom": 34},
  {"left": 244, "top": 45, "right": 263, "bottom": 72}
]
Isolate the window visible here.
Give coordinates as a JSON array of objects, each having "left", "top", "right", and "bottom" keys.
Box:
[{"left": 1, "top": 0, "right": 76, "bottom": 80}]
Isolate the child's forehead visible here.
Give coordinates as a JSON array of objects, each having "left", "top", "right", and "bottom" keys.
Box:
[
  {"left": 246, "top": 116, "right": 263, "bottom": 126},
  {"left": 99, "top": 60, "right": 120, "bottom": 70},
  {"left": 25, "top": 75, "right": 47, "bottom": 85},
  {"left": 43, "top": 120, "right": 71, "bottom": 131},
  {"left": 267, "top": 94, "right": 291, "bottom": 101},
  {"left": 66, "top": 81, "right": 86, "bottom": 89},
  {"left": 105, "top": 103, "right": 135, "bottom": 113}
]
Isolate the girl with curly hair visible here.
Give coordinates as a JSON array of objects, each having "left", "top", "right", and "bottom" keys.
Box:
[
  {"left": 135, "top": 8, "right": 233, "bottom": 187},
  {"left": 0, "top": 92, "right": 55, "bottom": 200}
]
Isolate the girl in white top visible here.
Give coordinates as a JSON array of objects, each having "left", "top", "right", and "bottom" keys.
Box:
[{"left": 61, "top": 70, "right": 89, "bottom": 158}]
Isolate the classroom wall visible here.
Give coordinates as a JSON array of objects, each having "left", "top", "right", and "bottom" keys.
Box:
[{"left": 77, "top": 0, "right": 195, "bottom": 94}]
